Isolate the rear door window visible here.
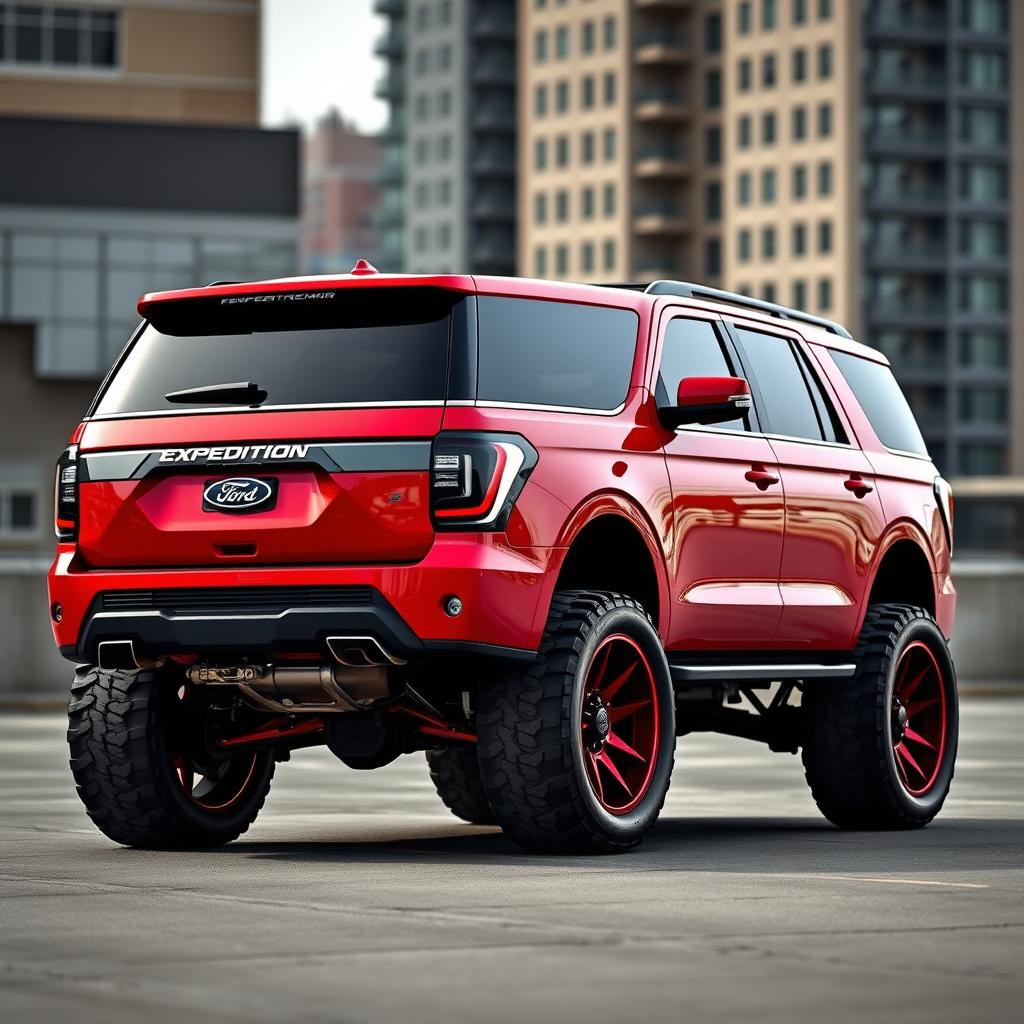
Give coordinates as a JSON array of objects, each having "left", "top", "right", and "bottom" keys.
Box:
[
  {"left": 93, "top": 287, "right": 459, "bottom": 417},
  {"left": 476, "top": 296, "right": 638, "bottom": 411},
  {"left": 830, "top": 350, "right": 928, "bottom": 456}
]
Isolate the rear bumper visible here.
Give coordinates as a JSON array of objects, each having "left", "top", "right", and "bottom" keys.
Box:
[{"left": 49, "top": 536, "right": 562, "bottom": 665}]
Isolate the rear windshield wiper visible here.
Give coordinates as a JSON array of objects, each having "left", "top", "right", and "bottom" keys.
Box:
[{"left": 164, "top": 381, "right": 268, "bottom": 406}]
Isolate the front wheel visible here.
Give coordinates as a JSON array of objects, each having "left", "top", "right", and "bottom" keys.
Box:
[
  {"left": 68, "top": 665, "right": 275, "bottom": 848},
  {"left": 802, "top": 604, "right": 958, "bottom": 829},
  {"left": 476, "top": 591, "right": 676, "bottom": 854}
]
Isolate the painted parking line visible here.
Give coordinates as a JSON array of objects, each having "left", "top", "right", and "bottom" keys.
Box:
[{"left": 787, "top": 873, "right": 989, "bottom": 890}]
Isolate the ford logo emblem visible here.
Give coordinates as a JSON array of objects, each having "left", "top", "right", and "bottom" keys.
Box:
[{"left": 202, "top": 477, "right": 277, "bottom": 514}]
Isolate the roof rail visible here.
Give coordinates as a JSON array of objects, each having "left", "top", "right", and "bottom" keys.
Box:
[
  {"left": 206, "top": 280, "right": 241, "bottom": 287},
  {"left": 644, "top": 280, "right": 853, "bottom": 339}
]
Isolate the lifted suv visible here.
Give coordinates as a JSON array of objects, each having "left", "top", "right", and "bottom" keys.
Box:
[{"left": 51, "top": 267, "right": 957, "bottom": 853}]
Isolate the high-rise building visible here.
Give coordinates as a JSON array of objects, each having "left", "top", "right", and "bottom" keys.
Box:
[
  {"left": 518, "top": 0, "right": 1022, "bottom": 479},
  {"left": 374, "top": 0, "right": 517, "bottom": 275},
  {"left": 303, "top": 109, "right": 381, "bottom": 273}
]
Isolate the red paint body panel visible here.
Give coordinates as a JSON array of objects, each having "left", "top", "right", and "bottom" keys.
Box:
[{"left": 48, "top": 272, "right": 956, "bottom": 662}]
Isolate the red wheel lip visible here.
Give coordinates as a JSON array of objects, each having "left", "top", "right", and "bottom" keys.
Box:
[
  {"left": 579, "top": 633, "right": 660, "bottom": 816},
  {"left": 891, "top": 640, "right": 948, "bottom": 797},
  {"left": 173, "top": 751, "right": 259, "bottom": 812}
]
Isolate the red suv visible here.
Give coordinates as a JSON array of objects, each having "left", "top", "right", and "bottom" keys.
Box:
[{"left": 50, "top": 267, "right": 958, "bottom": 853}]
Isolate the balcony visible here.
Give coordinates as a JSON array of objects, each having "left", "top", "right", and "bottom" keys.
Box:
[
  {"left": 864, "top": 297, "right": 949, "bottom": 325},
  {"left": 377, "top": 157, "right": 405, "bottom": 184},
  {"left": 374, "top": 25, "right": 405, "bottom": 59},
  {"left": 866, "top": 125, "right": 947, "bottom": 154},
  {"left": 634, "top": 30, "right": 691, "bottom": 65},
  {"left": 471, "top": 10, "right": 515, "bottom": 39},
  {"left": 865, "top": 66, "right": 946, "bottom": 96},
  {"left": 471, "top": 104, "right": 516, "bottom": 130},
  {"left": 866, "top": 8, "right": 947, "bottom": 40},
  {"left": 374, "top": 0, "right": 405, "bottom": 15},
  {"left": 634, "top": 0, "right": 689, "bottom": 9},
  {"left": 471, "top": 58, "right": 516, "bottom": 85},
  {"left": 472, "top": 147, "right": 516, "bottom": 178},
  {"left": 863, "top": 240, "right": 947, "bottom": 269},
  {"left": 375, "top": 69, "right": 404, "bottom": 101},
  {"left": 634, "top": 87, "right": 690, "bottom": 120},
  {"left": 634, "top": 144, "right": 689, "bottom": 178},
  {"left": 378, "top": 113, "right": 405, "bottom": 141},
  {"left": 633, "top": 200, "right": 689, "bottom": 235},
  {"left": 865, "top": 183, "right": 946, "bottom": 209}
]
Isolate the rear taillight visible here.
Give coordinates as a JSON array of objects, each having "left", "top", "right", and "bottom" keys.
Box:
[
  {"left": 430, "top": 433, "right": 537, "bottom": 530},
  {"left": 934, "top": 476, "right": 954, "bottom": 554},
  {"left": 54, "top": 445, "right": 78, "bottom": 540}
]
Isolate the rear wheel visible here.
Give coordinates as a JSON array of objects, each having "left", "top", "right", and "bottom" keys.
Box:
[
  {"left": 476, "top": 590, "right": 675, "bottom": 853},
  {"left": 802, "top": 604, "right": 958, "bottom": 829},
  {"left": 426, "top": 747, "right": 495, "bottom": 825},
  {"left": 67, "top": 665, "right": 274, "bottom": 848}
]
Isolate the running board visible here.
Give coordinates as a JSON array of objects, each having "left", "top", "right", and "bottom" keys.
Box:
[{"left": 669, "top": 662, "right": 856, "bottom": 683}]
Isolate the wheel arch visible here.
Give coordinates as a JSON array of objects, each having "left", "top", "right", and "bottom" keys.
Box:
[{"left": 861, "top": 526, "right": 938, "bottom": 627}]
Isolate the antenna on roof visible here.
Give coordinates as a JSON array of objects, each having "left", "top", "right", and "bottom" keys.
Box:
[{"left": 350, "top": 259, "right": 379, "bottom": 276}]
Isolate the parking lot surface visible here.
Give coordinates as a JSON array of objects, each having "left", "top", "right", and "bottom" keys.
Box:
[{"left": 1, "top": 699, "right": 1021, "bottom": 1024}]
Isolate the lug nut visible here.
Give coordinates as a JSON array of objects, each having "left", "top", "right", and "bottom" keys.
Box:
[{"left": 444, "top": 595, "right": 463, "bottom": 617}]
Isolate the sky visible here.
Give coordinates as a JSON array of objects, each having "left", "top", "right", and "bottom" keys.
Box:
[{"left": 261, "top": 0, "right": 387, "bottom": 133}]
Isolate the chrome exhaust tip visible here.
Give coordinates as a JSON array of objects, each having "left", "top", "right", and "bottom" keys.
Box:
[{"left": 327, "top": 636, "right": 407, "bottom": 668}]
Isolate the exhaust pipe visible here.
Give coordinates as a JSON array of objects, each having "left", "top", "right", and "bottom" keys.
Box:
[
  {"left": 187, "top": 661, "right": 390, "bottom": 714},
  {"left": 327, "top": 636, "right": 407, "bottom": 668}
]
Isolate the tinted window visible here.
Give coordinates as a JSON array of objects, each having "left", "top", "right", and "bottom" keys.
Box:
[
  {"left": 477, "top": 297, "right": 637, "bottom": 410},
  {"left": 734, "top": 327, "right": 823, "bottom": 440},
  {"left": 831, "top": 350, "right": 928, "bottom": 455},
  {"left": 94, "top": 288, "right": 457, "bottom": 416},
  {"left": 657, "top": 318, "right": 746, "bottom": 431}
]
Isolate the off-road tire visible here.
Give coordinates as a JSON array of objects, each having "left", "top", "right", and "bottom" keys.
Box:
[
  {"left": 476, "top": 590, "right": 675, "bottom": 854},
  {"left": 802, "top": 603, "right": 958, "bottom": 829},
  {"left": 67, "top": 665, "right": 274, "bottom": 848},
  {"left": 426, "top": 747, "right": 495, "bottom": 825}
]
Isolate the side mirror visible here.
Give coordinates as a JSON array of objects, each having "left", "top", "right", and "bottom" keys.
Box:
[{"left": 660, "top": 376, "right": 752, "bottom": 428}]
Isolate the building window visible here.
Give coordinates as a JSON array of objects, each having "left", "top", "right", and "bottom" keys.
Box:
[
  {"left": 761, "top": 168, "right": 776, "bottom": 202},
  {"left": 793, "top": 164, "right": 807, "bottom": 198},
  {"left": 818, "top": 277, "right": 832, "bottom": 310},
  {"left": 818, "top": 44, "right": 833, "bottom": 79},
  {"left": 0, "top": 477, "right": 40, "bottom": 537},
  {"left": 415, "top": 49, "right": 430, "bottom": 75},
  {"left": 762, "top": 226, "right": 776, "bottom": 260},
  {"left": 416, "top": 5, "right": 429, "bottom": 30},
  {"left": 960, "top": 219, "right": 1007, "bottom": 257},
  {"left": 960, "top": 443, "right": 1005, "bottom": 476},
  {"left": 603, "top": 15, "right": 616, "bottom": 50},
  {"left": 603, "top": 238, "right": 616, "bottom": 271},
  {"left": 555, "top": 134, "right": 569, "bottom": 166},
  {"left": 414, "top": 227, "right": 428, "bottom": 252},
  {"left": 1, "top": 5, "right": 120, "bottom": 69},
  {"left": 438, "top": 90, "right": 451, "bottom": 116},
  {"left": 535, "top": 85, "right": 548, "bottom": 117},
  {"left": 763, "top": 283, "right": 777, "bottom": 303},
  {"left": 818, "top": 219, "right": 833, "bottom": 253},
  {"left": 818, "top": 102, "right": 832, "bottom": 137},
  {"left": 960, "top": 386, "right": 1007, "bottom": 424},
  {"left": 556, "top": 79, "right": 570, "bottom": 113},
  {"left": 792, "top": 279, "right": 806, "bottom": 309},
  {"left": 555, "top": 25, "right": 569, "bottom": 59},
  {"left": 534, "top": 193, "right": 548, "bottom": 225},
  {"left": 603, "top": 183, "right": 616, "bottom": 216},
  {"left": 960, "top": 0, "right": 1008, "bottom": 32},
  {"left": 603, "top": 127, "right": 616, "bottom": 161},
  {"left": 438, "top": 179, "right": 451, "bottom": 204},
  {"left": 738, "top": 58, "right": 752, "bottom": 92},
  {"left": 959, "top": 106, "right": 1007, "bottom": 145},
  {"left": 581, "top": 241, "right": 595, "bottom": 274},
  {"left": 706, "top": 69, "right": 722, "bottom": 109},
  {"left": 762, "top": 54, "right": 777, "bottom": 88},
  {"left": 706, "top": 238, "right": 722, "bottom": 277},
  {"left": 762, "top": 111, "right": 776, "bottom": 145},
  {"left": 738, "top": 115, "right": 752, "bottom": 149},
  {"left": 960, "top": 273, "right": 1008, "bottom": 312},
  {"left": 555, "top": 244, "right": 569, "bottom": 275},
  {"left": 793, "top": 0, "right": 807, "bottom": 24},
  {"left": 535, "top": 138, "right": 548, "bottom": 170},
  {"left": 792, "top": 105, "right": 807, "bottom": 140},
  {"left": 763, "top": 0, "right": 777, "bottom": 29},
  {"left": 437, "top": 135, "right": 451, "bottom": 160},
  {"left": 818, "top": 0, "right": 832, "bottom": 19},
  {"left": 416, "top": 94, "right": 430, "bottom": 118},
  {"left": 534, "top": 30, "right": 548, "bottom": 63},
  {"left": 738, "top": 171, "right": 752, "bottom": 206},
  {"left": 581, "top": 131, "right": 595, "bottom": 164},
  {"left": 603, "top": 71, "right": 616, "bottom": 105},
  {"left": 960, "top": 330, "right": 1007, "bottom": 368},
  {"left": 792, "top": 47, "right": 806, "bottom": 83},
  {"left": 793, "top": 222, "right": 807, "bottom": 256},
  {"left": 439, "top": 0, "right": 452, "bottom": 25},
  {"left": 438, "top": 44, "right": 451, "bottom": 71},
  {"left": 581, "top": 75, "right": 595, "bottom": 109},
  {"left": 739, "top": 1, "right": 753, "bottom": 34},
  {"left": 415, "top": 138, "right": 429, "bottom": 162},
  {"left": 738, "top": 229, "right": 752, "bottom": 262},
  {"left": 582, "top": 20, "right": 595, "bottom": 54},
  {"left": 706, "top": 13, "right": 722, "bottom": 53},
  {"left": 706, "top": 125, "right": 722, "bottom": 164},
  {"left": 581, "top": 186, "right": 595, "bottom": 219},
  {"left": 415, "top": 183, "right": 429, "bottom": 208},
  {"left": 706, "top": 182, "right": 722, "bottom": 221},
  {"left": 817, "top": 161, "right": 833, "bottom": 195},
  {"left": 555, "top": 189, "right": 569, "bottom": 222},
  {"left": 959, "top": 162, "right": 1007, "bottom": 201},
  {"left": 959, "top": 49, "right": 1008, "bottom": 89},
  {"left": 437, "top": 223, "right": 450, "bottom": 249}
]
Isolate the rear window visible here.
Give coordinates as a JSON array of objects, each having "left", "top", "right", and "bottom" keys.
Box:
[
  {"left": 93, "top": 288, "right": 459, "bottom": 417},
  {"left": 830, "top": 350, "right": 929, "bottom": 456},
  {"left": 476, "top": 297, "right": 638, "bottom": 411}
]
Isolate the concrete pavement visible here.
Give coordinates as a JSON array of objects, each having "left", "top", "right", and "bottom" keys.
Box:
[{"left": 1, "top": 699, "right": 1021, "bottom": 1024}]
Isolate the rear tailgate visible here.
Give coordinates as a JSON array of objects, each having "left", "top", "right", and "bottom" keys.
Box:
[{"left": 76, "top": 284, "right": 469, "bottom": 569}]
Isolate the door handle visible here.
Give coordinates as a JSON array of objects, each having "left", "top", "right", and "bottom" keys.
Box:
[
  {"left": 844, "top": 475, "right": 874, "bottom": 498},
  {"left": 745, "top": 466, "right": 780, "bottom": 490}
]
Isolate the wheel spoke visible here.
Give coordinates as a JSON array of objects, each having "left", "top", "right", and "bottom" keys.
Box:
[
  {"left": 173, "top": 754, "right": 194, "bottom": 795},
  {"left": 904, "top": 726, "right": 937, "bottom": 751},
  {"left": 597, "top": 750, "right": 633, "bottom": 798},
  {"left": 590, "top": 644, "right": 612, "bottom": 691},
  {"left": 896, "top": 741, "right": 926, "bottom": 779},
  {"left": 908, "top": 695, "right": 939, "bottom": 715},
  {"left": 900, "top": 666, "right": 929, "bottom": 703},
  {"left": 585, "top": 750, "right": 604, "bottom": 803},
  {"left": 607, "top": 699, "right": 650, "bottom": 724},
  {"left": 606, "top": 730, "right": 646, "bottom": 763},
  {"left": 893, "top": 746, "right": 911, "bottom": 787},
  {"left": 600, "top": 658, "right": 639, "bottom": 703}
]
